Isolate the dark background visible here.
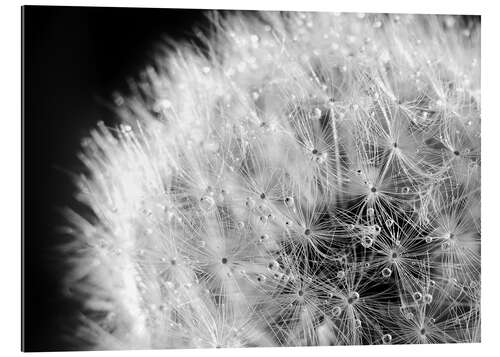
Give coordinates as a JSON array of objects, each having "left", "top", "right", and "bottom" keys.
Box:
[
  {"left": 23, "top": 5, "right": 210, "bottom": 351},
  {"left": 22, "top": 6, "right": 480, "bottom": 352}
]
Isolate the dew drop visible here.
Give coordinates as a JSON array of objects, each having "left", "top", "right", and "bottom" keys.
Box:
[
  {"left": 382, "top": 267, "right": 392, "bottom": 278},
  {"left": 259, "top": 234, "right": 269, "bottom": 243},
  {"left": 361, "top": 236, "right": 373, "bottom": 248},
  {"left": 332, "top": 306, "right": 342, "bottom": 317},
  {"left": 413, "top": 292, "right": 423, "bottom": 302},
  {"left": 382, "top": 333, "right": 392, "bottom": 344},
  {"left": 348, "top": 291, "right": 360, "bottom": 304},
  {"left": 423, "top": 293, "right": 433, "bottom": 304},
  {"left": 199, "top": 195, "right": 215, "bottom": 211},
  {"left": 121, "top": 124, "right": 132, "bottom": 133},
  {"left": 268, "top": 260, "right": 280, "bottom": 271},
  {"left": 245, "top": 197, "right": 256, "bottom": 209},
  {"left": 284, "top": 196, "right": 295, "bottom": 207},
  {"left": 256, "top": 274, "right": 266, "bottom": 283},
  {"left": 311, "top": 107, "right": 322, "bottom": 120}
]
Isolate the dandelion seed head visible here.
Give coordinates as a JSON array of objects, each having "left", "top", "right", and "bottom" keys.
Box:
[{"left": 65, "top": 10, "right": 481, "bottom": 349}]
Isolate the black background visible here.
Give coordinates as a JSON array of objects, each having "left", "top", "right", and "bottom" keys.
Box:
[
  {"left": 22, "top": 6, "right": 479, "bottom": 352},
  {"left": 23, "top": 5, "right": 210, "bottom": 351}
]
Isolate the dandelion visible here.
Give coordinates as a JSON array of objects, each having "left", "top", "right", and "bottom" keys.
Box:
[{"left": 65, "top": 11, "right": 480, "bottom": 349}]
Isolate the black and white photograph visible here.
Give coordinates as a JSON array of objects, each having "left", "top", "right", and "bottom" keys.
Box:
[{"left": 18, "top": 1, "right": 487, "bottom": 354}]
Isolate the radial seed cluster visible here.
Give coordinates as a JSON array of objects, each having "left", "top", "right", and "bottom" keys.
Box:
[{"left": 65, "top": 11, "right": 481, "bottom": 349}]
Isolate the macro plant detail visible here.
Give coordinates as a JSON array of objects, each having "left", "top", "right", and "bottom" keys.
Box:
[{"left": 64, "top": 11, "right": 480, "bottom": 349}]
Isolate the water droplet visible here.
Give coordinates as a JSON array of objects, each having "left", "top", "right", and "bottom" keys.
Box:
[
  {"left": 256, "top": 274, "right": 266, "bottom": 283},
  {"left": 284, "top": 196, "right": 295, "bottom": 207},
  {"left": 237, "top": 221, "right": 245, "bottom": 230},
  {"left": 259, "top": 215, "right": 268, "bottom": 225},
  {"left": 153, "top": 99, "right": 172, "bottom": 113},
  {"left": 121, "top": 124, "right": 132, "bottom": 133},
  {"left": 386, "top": 219, "right": 394, "bottom": 227},
  {"left": 200, "top": 195, "right": 215, "bottom": 211},
  {"left": 444, "top": 16, "right": 456, "bottom": 28},
  {"left": 311, "top": 107, "right": 322, "bottom": 120},
  {"left": 382, "top": 333, "right": 392, "bottom": 344},
  {"left": 367, "top": 208, "right": 375, "bottom": 216},
  {"left": 361, "top": 236, "right": 373, "bottom": 248},
  {"left": 268, "top": 260, "right": 280, "bottom": 271},
  {"left": 423, "top": 293, "right": 433, "bottom": 304},
  {"left": 259, "top": 234, "right": 269, "bottom": 243},
  {"left": 354, "top": 319, "right": 362, "bottom": 328},
  {"left": 413, "top": 292, "right": 423, "bottom": 302},
  {"left": 332, "top": 306, "right": 342, "bottom": 317},
  {"left": 245, "top": 197, "right": 256, "bottom": 209},
  {"left": 337, "top": 270, "right": 345, "bottom": 279},
  {"left": 348, "top": 291, "right": 360, "bottom": 304},
  {"left": 382, "top": 267, "right": 392, "bottom": 278}
]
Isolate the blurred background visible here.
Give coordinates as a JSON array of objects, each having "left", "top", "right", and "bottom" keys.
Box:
[{"left": 22, "top": 6, "right": 480, "bottom": 351}]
